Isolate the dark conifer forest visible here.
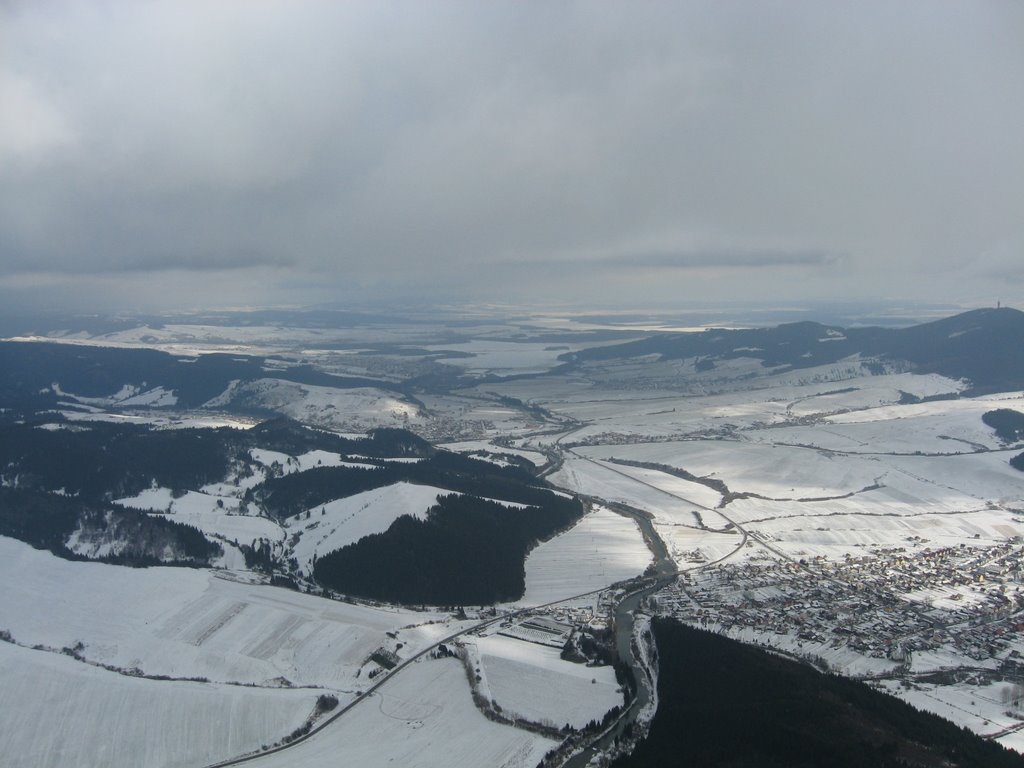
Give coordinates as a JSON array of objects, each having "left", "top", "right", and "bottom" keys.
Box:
[
  {"left": 312, "top": 491, "right": 583, "bottom": 604},
  {"left": 614, "top": 619, "right": 1024, "bottom": 768}
]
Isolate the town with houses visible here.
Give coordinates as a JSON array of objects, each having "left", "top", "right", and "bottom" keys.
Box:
[{"left": 655, "top": 540, "right": 1024, "bottom": 690}]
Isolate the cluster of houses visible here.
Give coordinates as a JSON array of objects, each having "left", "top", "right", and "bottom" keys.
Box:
[{"left": 653, "top": 540, "right": 1024, "bottom": 669}]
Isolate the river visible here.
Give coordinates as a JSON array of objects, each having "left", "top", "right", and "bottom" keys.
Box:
[{"left": 562, "top": 503, "right": 677, "bottom": 767}]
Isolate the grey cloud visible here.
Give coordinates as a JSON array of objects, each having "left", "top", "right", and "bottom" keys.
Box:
[
  {"left": 491, "top": 247, "right": 842, "bottom": 272},
  {"left": 600, "top": 250, "right": 843, "bottom": 270},
  {"left": 0, "top": 1, "right": 1022, "bottom": 311}
]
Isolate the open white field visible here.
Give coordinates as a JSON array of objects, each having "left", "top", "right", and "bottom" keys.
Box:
[
  {"left": 749, "top": 398, "right": 1023, "bottom": 455},
  {"left": 57, "top": 409, "right": 258, "bottom": 430},
  {"left": 518, "top": 505, "right": 651, "bottom": 605},
  {"left": 473, "top": 634, "right": 622, "bottom": 728},
  {"left": 875, "top": 678, "right": 1023, "bottom": 744},
  {"left": 0, "top": 640, "right": 315, "bottom": 768},
  {"left": 287, "top": 481, "right": 450, "bottom": 574},
  {"left": 439, "top": 439, "right": 546, "bottom": 466},
  {"left": 0, "top": 537, "right": 465, "bottom": 692},
  {"left": 509, "top": 369, "right": 961, "bottom": 439},
  {"left": 781, "top": 373, "right": 967, "bottom": 418},
  {"left": 579, "top": 441, "right": 885, "bottom": 499},
  {"left": 246, "top": 657, "right": 557, "bottom": 768},
  {"left": 547, "top": 456, "right": 755, "bottom": 567},
  {"left": 587, "top": 461, "right": 723, "bottom": 509},
  {"left": 249, "top": 447, "right": 378, "bottom": 473},
  {"left": 745, "top": 507, "right": 1024, "bottom": 561},
  {"left": 117, "top": 487, "right": 286, "bottom": 545},
  {"left": 660, "top": 524, "right": 747, "bottom": 568},
  {"left": 552, "top": 389, "right": 780, "bottom": 442},
  {"left": 551, "top": 456, "right": 710, "bottom": 520},
  {"left": 724, "top": 487, "right": 972, "bottom": 529},
  {"left": 159, "top": 509, "right": 284, "bottom": 546},
  {"left": 44, "top": 322, "right": 350, "bottom": 354},
  {"left": 885, "top": 451, "right": 1024, "bottom": 506}
]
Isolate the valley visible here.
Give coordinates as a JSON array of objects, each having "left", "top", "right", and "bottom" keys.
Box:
[{"left": 3, "top": 307, "right": 1024, "bottom": 766}]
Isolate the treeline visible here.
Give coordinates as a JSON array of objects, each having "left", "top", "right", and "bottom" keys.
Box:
[
  {"left": 0, "top": 487, "right": 221, "bottom": 566},
  {"left": 614, "top": 618, "right": 1024, "bottom": 768},
  {"left": 247, "top": 419, "right": 432, "bottom": 458},
  {"left": 983, "top": 409, "right": 1024, "bottom": 443},
  {"left": 257, "top": 450, "right": 548, "bottom": 520},
  {"left": 0, "top": 419, "right": 433, "bottom": 502},
  {"left": 0, "top": 340, "right": 408, "bottom": 409},
  {"left": 0, "top": 417, "right": 432, "bottom": 569},
  {"left": 313, "top": 492, "right": 584, "bottom": 605},
  {"left": 0, "top": 421, "right": 234, "bottom": 500}
]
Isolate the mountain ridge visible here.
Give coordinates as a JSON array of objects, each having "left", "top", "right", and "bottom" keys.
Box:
[{"left": 563, "top": 307, "right": 1024, "bottom": 394}]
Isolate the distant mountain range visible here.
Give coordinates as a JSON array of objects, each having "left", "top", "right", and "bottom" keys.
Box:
[
  {"left": 2, "top": 309, "right": 1022, "bottom": 418},
  {"left": 563, "top": 307, "right": 1024, "bottom": 394},
  {"left": 0, "top": 341, "right": 407, "bottom": 416}
]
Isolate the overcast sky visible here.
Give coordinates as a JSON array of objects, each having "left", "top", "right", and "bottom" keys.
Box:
[{"left": 1, "top": 1, "right": 1021, "bottom": 314}]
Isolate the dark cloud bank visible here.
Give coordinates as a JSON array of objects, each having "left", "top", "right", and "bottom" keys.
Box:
[{"left": 0, "top": 1, "right": 1021, "bottom": 314}]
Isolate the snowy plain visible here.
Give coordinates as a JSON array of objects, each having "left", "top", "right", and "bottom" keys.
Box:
[
  {"left": 0, "top": 537, "right": 467, "bottom": 692},
  {"left": 472, "top": 633, "right": 623, "bottom": 729},
  {"left": 517, "top": 505, "right": 651, "bottom": 605},
  {"left": 244, "top": 657, "right": 557, "bottom": 768},
  {"left": 0, "top": 640, "right": 316, "bottom": 768}
]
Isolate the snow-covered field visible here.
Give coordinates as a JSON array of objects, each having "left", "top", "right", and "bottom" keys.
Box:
[
  {"left": 551, "top": 457, "right": 711, "bottom": 518},
  {"left": 576, "top": 441, "right": 884, "bottom": 499},
  {"left": 745, "top": 507, "right": 1024, "bottom": 561},
  {"left": 518, "top": 506, "right": 651, "bottom": 605},
  {"left": 57, "top": 409, "right": 258, "bottom": 430},
  {"left": 207, "top": 379, "right": 423, "bottom": 431},
  {"left": 245, "top": 657, "right": 557, "bottom": 768},
  {"left": 439, "top": 439, "right": 547, "bottom": 466},
  {"left": 492, "top": 368, "right": 966, "bottom": 446},
  {"left": 547, "top": 457, "right": 747, "bottom": 566},
  {"left": 116, "top": 487, "right": 285, "bottom": 545},
  {"left": 0, "top": 640, "right": 316, "bottom": 768},
  {"left": 48, "top": 381, "right": 179, "bottom": 408},
  {"left": 287, "top": 482, "right": 452, "bottom": 574},
  {"left": 875, "top": 678, "right": 1024, "bottom": 747},
  {"left": 249, "top": 447, "right": 378, "bottom": 473},
  {"left": 472, "top": 634, "right": 623, "bottom": 728},
  {"left": 0, "top": 538, "right": 465, "bottom": 692}
]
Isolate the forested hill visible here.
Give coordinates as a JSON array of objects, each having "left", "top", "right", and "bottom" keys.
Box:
[
  {"left": 615, "top": 619, "right": 1024, "bottom": 768},
  {"left": 313, "top": 491, "right": 583, "bottom": 605},
  {"left": 564, "top": 307, "right": 1024, "bottom": 393},
  {"left": 0, "top": 419, "right": 431, "bottom": 501},
  {"left": 0, "top": 419, "right": 432, "bottom": 568},
  {"left": 256, "top": 450, "right": 548, "bottom": 520},
  {"left": 0, "top": 416, "right": 583, "bottom": 605},
  {"left": 0, "top": 340, "right": 406, "bottom": 410}
]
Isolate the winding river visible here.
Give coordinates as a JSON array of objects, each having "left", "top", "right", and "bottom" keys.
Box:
[{"left": 562, "top": 502, "right": 677, "bottom": 768}]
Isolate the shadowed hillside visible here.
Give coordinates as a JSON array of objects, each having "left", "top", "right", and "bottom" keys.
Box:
[
  {"left": 566, "top": 307, "right": 1024, "bottom": 394},
  {"left": 614, "top": 619, "right": 1024, "bottom": 768}
]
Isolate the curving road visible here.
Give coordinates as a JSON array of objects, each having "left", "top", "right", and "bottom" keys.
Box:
[
  {"left": 208, "top": 434, "right": 691, "bottom": 768},
  {"left": 204, "top": 580, "right": 639, "bottom": 768}
]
